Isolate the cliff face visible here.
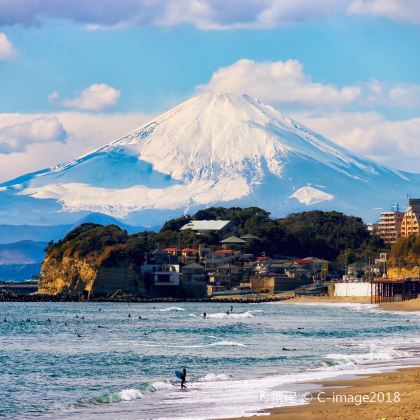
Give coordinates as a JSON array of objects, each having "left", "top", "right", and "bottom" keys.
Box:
[
  {"left": 387, "top": 267, "right": 420, "bottom": 279},
  {"left": 38, "top": 255, "right": 144, "bottom": 296}
]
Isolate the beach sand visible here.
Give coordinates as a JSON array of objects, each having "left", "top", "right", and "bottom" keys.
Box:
[
  {"left": 223, "top": 296, "right": 420, "bottom": 419},
  {"left": 288, "top": 295, "right": 420, "bottom": 311},
  {"left": 379, "top": 297, "right": 420, "bottom": 312},
  {"left": 226, "top": 367, "right": 420, "bottom": 420}
]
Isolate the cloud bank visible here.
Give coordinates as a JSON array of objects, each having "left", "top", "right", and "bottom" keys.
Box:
[
  {"left": 0, "top": 117, "right": 67, "bottom": 154},
  {"left": 348, "top": 0, "right": 420, "bottom": 24},
  {"left": 0, "top": 0, "right": 418, "bottom": 30},
  {"left": 198, "top": 59, "right": 420, "bottom": 110},
  {"left": 0, "top": 112, "right": 150, "bottom": 182}
]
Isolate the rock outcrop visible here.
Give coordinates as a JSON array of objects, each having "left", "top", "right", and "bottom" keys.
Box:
[
  {"left": 38, "top": 223, "right": 145, "bottom": 296},
  {"left": 38, "top": 255, "right": 143, "bottom": 296}
]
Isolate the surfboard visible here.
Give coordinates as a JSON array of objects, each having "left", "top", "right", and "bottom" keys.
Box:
[{"left": 175, "top": 370, "right": 183, "bottom": 379}]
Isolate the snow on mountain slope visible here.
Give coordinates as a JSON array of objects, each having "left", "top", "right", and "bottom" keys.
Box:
[
  {"left": 1, "top": 92, "right": 419, "bottom": 225},
  {"left": 290, "top": 186, "right": 334, "bottom": 206}
]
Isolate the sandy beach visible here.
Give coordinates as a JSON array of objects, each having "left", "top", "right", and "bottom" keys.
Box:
[
  {"left": 287, "top": 295, "right": 420, "bottom": 312},
  {"left": 225, "top": 297, "right": 420, "bottom": 420},
  {"left": 226, "top": 367, "right": 420, "bottom": 420}
]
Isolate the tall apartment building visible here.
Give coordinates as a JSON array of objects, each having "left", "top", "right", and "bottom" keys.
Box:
[
  {"left": 377, "top": 211, "right": 404, "bottom": 245},
  {"left": 400, "top": 199, "right": 420, "bottom": 238}
]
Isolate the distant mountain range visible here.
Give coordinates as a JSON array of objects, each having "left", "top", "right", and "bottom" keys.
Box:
[
  {"left": 0, "top": 240, "right": 46, "bottom": 281},
  {"left": 0, "top": 213, "right": 158, "bottom": 244},
  {"left": 1, "top": 92, "right": 419, "bottom": 231}
]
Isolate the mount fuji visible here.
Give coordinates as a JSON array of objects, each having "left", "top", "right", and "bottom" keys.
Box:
[{"left": 1, "top": 92, "right": 419, "bottom": 228}]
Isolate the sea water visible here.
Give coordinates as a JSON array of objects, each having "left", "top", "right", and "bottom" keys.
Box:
[{"left": 1, "top": 301, "right": 420, "bottom": 419}]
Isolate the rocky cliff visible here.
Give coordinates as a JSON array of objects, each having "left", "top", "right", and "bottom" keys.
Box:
[
  {"left": 38, "top": 255, "right": 143, "bottom": 296},
  {"left": 38, "top": 223, "right": 145, "bottom": 296}
]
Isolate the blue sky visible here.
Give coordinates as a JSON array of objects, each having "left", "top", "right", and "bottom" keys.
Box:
[
  {"left": 0, "top": 0, "right": 419, "bottom": 180},
  {"left": 2, "top": 17, "right": 420, "bottom": 115}
]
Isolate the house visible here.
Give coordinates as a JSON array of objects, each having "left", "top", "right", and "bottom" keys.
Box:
[
  {"left": 240, "top": 234, "right": 259, "bottom": 242},
  {"left": 250, "top": 274, "right": 312, "bottom": 293},
  {"left": 181, "top": 248, "right": 198, "bottom": 264},
  {"left": 180, "top": 220, "right": 231, "bottom": 235},
  {"left": 208, "top": 263, "right": 241, "bottom": 288},
  {"left": 180, "top": 262, "right": 207, "bottom": 297},
  {"left": 148, "top": 249, "right": 179, "bottom": 265},
  {"left": 140, "top": 263, "right": 180, "bottom": 296},
  {"left": 163, "top": 247, "right": 179, "bottom": 256},
  {"left": 204, "top": 249, "right": 237, "bottom": 269},
  {"left": 220, "top": 235, "right": 246, "bottom": 249}
]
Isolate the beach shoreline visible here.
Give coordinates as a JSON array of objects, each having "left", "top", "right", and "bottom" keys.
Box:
[
  {"left": 224, "top": 366, "right": 420, "bottom": 420},
  {"left": 222, "top": 298, "right": 420, "bottom": 420},
  {"left": 283, "top": 295, "right": 420, "bottom": 312}
]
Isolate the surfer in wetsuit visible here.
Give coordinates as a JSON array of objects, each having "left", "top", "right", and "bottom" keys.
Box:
[{"left": 181, "top": 368, "right": 187, "bottom": 389}]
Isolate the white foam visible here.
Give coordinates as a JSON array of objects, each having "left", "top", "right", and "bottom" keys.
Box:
[
  {"left": 137, "top": 340, "right": 247, "bottom": 349},
  {"left": 151, "top": 381, "right": 175, "bottom": 390},
  {"left": 325, "top": 344, "right": 410, "bottom": 368},
  {"left": 118, "top": 389, "right": 143, "bottom": 401},
  {"left": 200, "top": 373, "right": 230, "bottom": 382},
  {"left": 206, "top": 311, "right": 255, "bottom": 319},
  {"left": 159, "top": 307, "right": 185, "bottom": 312}
]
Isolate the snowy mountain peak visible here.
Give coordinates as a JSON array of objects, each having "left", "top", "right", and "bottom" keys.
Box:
[{"left": 1, "top": 92, "right": 419, "bottom": 225}]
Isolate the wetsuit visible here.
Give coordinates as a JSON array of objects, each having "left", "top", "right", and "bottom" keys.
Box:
[{"left": 181, "top": 370, "right": 187, "bottom": 389}]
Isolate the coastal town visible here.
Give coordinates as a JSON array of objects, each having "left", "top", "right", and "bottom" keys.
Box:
[{"left": 2, "top": 200, "right": 420, "bottom": 304}]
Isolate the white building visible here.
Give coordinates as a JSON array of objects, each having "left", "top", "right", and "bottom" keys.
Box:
[{"left": 141, "top": 264, "right": 180, "bottom": 286}]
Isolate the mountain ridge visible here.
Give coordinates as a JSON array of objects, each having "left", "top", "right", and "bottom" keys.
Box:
[{"left": 1, "top": 92, "right": 419, "bottom": 225}]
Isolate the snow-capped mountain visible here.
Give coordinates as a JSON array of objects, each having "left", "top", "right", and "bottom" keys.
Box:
[{"left": 1, "top": 92, "right": 419, "bottom": 226}]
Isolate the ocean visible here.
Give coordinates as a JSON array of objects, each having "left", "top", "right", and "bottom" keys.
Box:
[{"left": 1, "top": 301, "right": 420, "bottom": 419}]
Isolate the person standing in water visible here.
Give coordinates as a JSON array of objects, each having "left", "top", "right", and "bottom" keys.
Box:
[{"left": 180, "top": 368, "right": 187, "bottom": 389}]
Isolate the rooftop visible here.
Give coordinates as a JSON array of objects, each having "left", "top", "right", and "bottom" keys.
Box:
[
  {"left": 180, "top": 220, "right": 231, "bottom": 232},
  {"left": 220, "top": 235, "right": 246, "bottom": 244}
]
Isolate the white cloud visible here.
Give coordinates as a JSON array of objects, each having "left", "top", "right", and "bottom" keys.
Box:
[
  {"left": 0, "top": 1, "right": 419, "bottom": 29},
  {"left": 367, "top": 81, "right": 420, "bottom": 107},
  {"left": 198, "top": 59, "right": 362, "bottom": 108},
  {"left": 348, "top": 0, "right": 420, "bottom": 24},
  {"left": 0, "top": 112, "right": 151, "bottom": 182},
  {"left": 198, "top": 59, "right": 420, "bottom": 110},
  {"left": 0, "top": 0, "right": 346, "bottom": 30},
  {"left": 0, "top": 117, "right": 67, "bottom": 154},
  {"left": 0, "top": 32, "right": 16, "bottom": 60},
  {"left": 292, "top": 111, "right": 420, "bottom": 172},
  {"left": 51, "top": 84, "right": 121, "bottom": 111}
]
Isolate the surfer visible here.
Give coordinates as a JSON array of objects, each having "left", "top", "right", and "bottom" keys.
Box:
[
  {"left": 230, "top": 305, "right": 233, "bottom": 312},
  {"left": 180, "top": 368, "right": 187, "bottom": 389},
  {"left": 226, "top": 310, "right": 230, "bottom": 316},
  {"left": 203, "top": 312, "right": 207, "bottom": 319},
  {"left": 138, "top": 315, "right": 142, "bottom": 320}
]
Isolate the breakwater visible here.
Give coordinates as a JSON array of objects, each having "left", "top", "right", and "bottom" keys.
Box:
[{"left": 0, "top": 289, "right": 293, "bottom": 303}]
